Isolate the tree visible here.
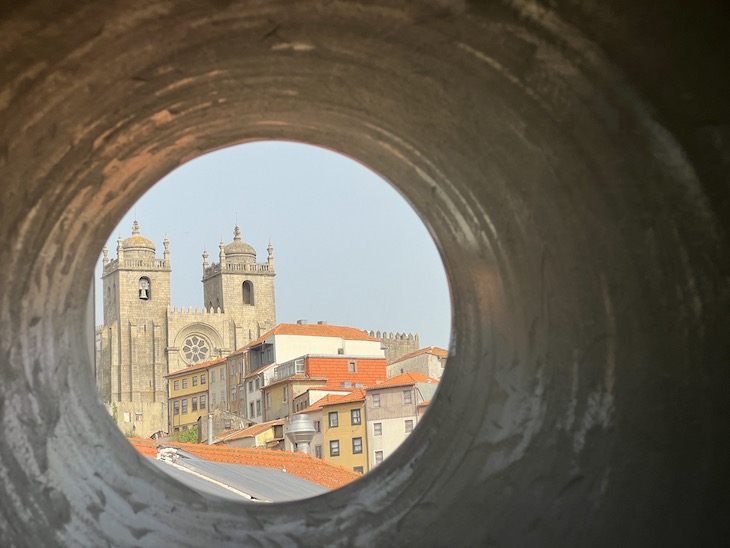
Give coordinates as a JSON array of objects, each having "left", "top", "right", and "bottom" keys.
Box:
[{"left": 175, "top": 426, "right": 199, "bottom": 443}]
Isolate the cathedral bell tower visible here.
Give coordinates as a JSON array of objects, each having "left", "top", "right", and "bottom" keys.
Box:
[
  {"left": 201, "top": 225, "right": 276, "bottom": 344},
  {"left": 97, "top": 221, "right": 171, "bottom": 427}
]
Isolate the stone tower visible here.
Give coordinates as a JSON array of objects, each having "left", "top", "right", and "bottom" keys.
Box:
[
  {"left": 201, "top": 225, "right": 276, "bottom": 344},
  {"left": 97, "top": 221, "right": 171, "bottom": 434}
]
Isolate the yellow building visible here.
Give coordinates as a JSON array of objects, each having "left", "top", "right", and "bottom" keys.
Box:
[
  {"left": 165, "top": 357, "right": 223, "bottom": 433},
  {"left": 321, "top": 390, "right": 368, "bottom": 474}
]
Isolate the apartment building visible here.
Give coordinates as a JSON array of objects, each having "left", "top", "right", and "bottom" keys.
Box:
[
  {"left": 165, "top": 357, "right": 223, "bottom": 433},
  {"left": 365, "top": 371, "right": 439, "bottom": 469}
]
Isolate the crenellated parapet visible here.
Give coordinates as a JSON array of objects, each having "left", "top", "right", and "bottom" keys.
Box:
[
  {"left": 168, "top": 305, "right": 224, "bottom": 316},
  {"left": 367, "top": 330, "right": 420, "bottom": 364}
]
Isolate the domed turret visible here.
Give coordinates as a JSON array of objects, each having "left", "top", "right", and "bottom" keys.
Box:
[
  {"left": 224, "top": 225, "right": 256, "bottom": 264},
  {"left": 121, "top": 221, "right": 156, "bottom": 259}
]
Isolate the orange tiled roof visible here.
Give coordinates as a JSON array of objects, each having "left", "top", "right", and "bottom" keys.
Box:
[
  {"left": 217, "top": 420, "right": 285, "bottom": 443},
  {"left": 368, "top": 371, "right": 440, "bottom": 389},
  {"left": 321, "top": 389, "right": 366, "bottom": 407},
  {"left": 418, "top": 400, "right": 432, "bottom": 407},
  {"left": 390, "top": 346, "right": 448, "bottom": 365},
  {"left": 128, "top": 438, "right": 359, "bottom": 490},
  {"left": 234, "top": 323, "right": 379, "bottom": 355},
  {"left": 295, "top": 392, "right": 353, "bottom": 414},
  {"left": 163, "top": 357, "right": 226, "bottom": 378}
]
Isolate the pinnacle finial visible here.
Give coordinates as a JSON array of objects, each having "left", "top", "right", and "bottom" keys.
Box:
[
  {"left": 233, "top": 225, "right": 241, "bottom": 241},
  {"left": 132, "top": 220, "right": 140, "bottom": 236}
]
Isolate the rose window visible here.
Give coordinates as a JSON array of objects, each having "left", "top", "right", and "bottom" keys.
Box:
[{"left": 181, "top": 335, "right": 210, "bottom": 364}]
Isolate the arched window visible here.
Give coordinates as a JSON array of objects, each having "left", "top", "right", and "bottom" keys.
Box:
[
  {"left": 243, "top": 280, "right": 254, "bottom": 305},
  {"left": 139, "top": 277, "right": 151, "bottom": 300}
]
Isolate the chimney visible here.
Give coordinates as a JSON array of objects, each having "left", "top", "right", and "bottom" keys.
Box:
[
  {"left": 317, "top": 321, "right": 328, "bottom": 325},
  {"left": 297, "top": 319, "right": 309, "bottom": 326}
]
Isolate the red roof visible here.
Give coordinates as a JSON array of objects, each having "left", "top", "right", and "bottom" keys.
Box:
[
  {"left": 296, "top": 392, "right": 353, "bottom": 414},
  {"left": 390, "top": 346, "right": 448, "bottom": 365},
  {"left": 321, "top": 389, "right": 366, "bottom": 407},
  {"left": 128, "top": 438, "right": 359, "bottom": 489},
  {"left": 369, "top": 371, "right": 440, "bottom": 389},
  {"left": 216, "top": 420, "right": 285, "bottom": 443},
  {"left": 164, "top": 357, "right": 226, "bottom": 378},
  {"left": 235, "top": 323, "right": 380, "bottom": 354}
]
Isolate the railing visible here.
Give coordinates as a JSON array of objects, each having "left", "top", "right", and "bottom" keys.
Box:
[
  {"left": 103, "top": 258, "right": 169, "bottom": 272},
  {"left": 203, "top": 262, "right": 271, "bottom": 276}
]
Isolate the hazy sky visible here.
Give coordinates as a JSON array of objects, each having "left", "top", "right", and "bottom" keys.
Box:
[{"left": 96, "top": 141, "right": 451, "bottom": 349}]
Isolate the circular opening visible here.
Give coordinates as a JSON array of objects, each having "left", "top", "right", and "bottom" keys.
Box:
[{"left": 94, "top": 140, "right": 451, "bottom": 497}]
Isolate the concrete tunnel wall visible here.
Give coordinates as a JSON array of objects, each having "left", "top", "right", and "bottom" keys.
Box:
[{"left": 0, "top": 1, "right": 728, "bottom": 546}]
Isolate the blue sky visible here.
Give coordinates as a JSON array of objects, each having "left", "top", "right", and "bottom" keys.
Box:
[{"left": 96, "top": 141, "right": 451, "bottom": 349}]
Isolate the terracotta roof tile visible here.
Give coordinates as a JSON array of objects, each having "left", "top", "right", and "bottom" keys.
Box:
[
  {"left": 128, "top": 438, "right": 358, "bottom": 490},
  {"left": 321, "top": 389, "right": 366, "bottom": 406},
  {"left": 217, "top": 420, "right": 285, "bottom": 443},
  {"left": 234, "top": 323, "right": 379, "bottom": 354},
  {"left": 368, "top": 371, "right": 440, "bottom": 389},
  {"left": 390, "top": 346, "right": 448, "bottom": 365}
]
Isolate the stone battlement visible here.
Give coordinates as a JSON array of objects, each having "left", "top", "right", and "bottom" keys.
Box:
[{"left": 168, "top": 305, "right": 224, "bottom": 316}]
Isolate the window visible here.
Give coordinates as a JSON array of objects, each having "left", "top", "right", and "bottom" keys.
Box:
[
  {"left": 242, "top": 280, "right": 254, "bottom": 305},
  {"left": 255, "top": 378, "right": 260, "bottom": 390},
  {"left": 266, "top": 392, "right": 271, "bottom": 409},
  {"left": 348, "top": 360, "right": 357, "bottom": 373},
  {"left": 375, "top": 450, "right": 384, "bottom": 464},
  {"left": 328, "top": 411, "right": 339, "bottom": 428},
  {"left": 315, "top": 445, "right": 322, "bottom": 459},
  {"left": 239, "top": 386, "right": 244, "bottom": 401},
  {"left": 220, "top": 369, "right": 225, "bottom": 380},
  {"left": 373, "top": 394, "right": 381, "bottom": 408},
  {"left": 230, "top": 362, "right": 236, "bottom": 375},
  {"left": 192, "top": 376, "right": 198, "bottom": 387},
  {"left": 314, "top": 420, "right": 321, "bottom": 433},
  {"left": 138, "top": 277, "right": 150, "bottom": 300},
  {"left": 354, "top": 466, "right": 364, "bottom": 474},
  {"left": 351, "top": 409, "right": 361, "bottom": 425},
  {"left": 210, "top": 373, "right": 215, "bottom": 384},
  {"left": 405, "top": 419, "right": 414, "bottom": 433},
  {"left": 250, "top": 402, "right": 255, "bottom": 417},
  {"left": 374, "top": 422, "right": 382, "bottom": 436},
  {"left": 352, "top": 437, "right": 363, "bottom": 454},
  {"left": 403, "top": 389, "right": 413, "bottom": 404},
  {"left": 135, "top": 412, "right": 142, "bottom": 422},
  {"left": 231, "top": 388, "right": 236, "bottom": 402},
  {"left": 182, "top": 378, "right": 188, "bottom": 389},
  {"left": 173, "top": 380, "right": 179, "bottom": 390},
  {"left": 256, "top": 400, "right": 261, "bottom": 416},
  {"left": 173, "top": 401, "right": 180, "bottom": 415},
  {"left": 220, "top": 390, "right": 225, "bottom": 403},
  {"left": 329, "top": 440, "right": 340, "bottom": 457},
  {"left": 211, "top": 393, "right": 216, "bottom": 406},
  {"left": 181, "top": 399, "right": 188, "bottom": 414},
  {"left": 200, "top": 395, "right": 206, "bottom": 410},
  {"left": 192, "top": 397, "right": 198, "bottom": 412},
  {"left": 248, "top": 381, "right": 253, "bottom": 393},
  {"left": 224, "top": 419, "right": 232, "bottom": 429},
  {"left": 201, "top": 374, "right": 206, "bottom": 385},
  {"left": 283, "top": 385, "right": 288, "bottom": 402}
]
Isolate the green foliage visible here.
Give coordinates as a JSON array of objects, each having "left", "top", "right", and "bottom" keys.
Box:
[
  {"left": 175, "top": 426, "right": 199, "bottom": 444},
  {"left": 112, "top": 403, "right": 118, "bottom": 423}
]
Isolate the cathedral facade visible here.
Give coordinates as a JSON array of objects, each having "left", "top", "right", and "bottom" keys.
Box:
[{"left": 96, "top": 222, "right": 276, "bottom": 436}]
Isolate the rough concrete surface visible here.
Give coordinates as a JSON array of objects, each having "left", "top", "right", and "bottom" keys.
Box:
[{"left": 0, "top": 1, "right": 728, "bottom": 546}]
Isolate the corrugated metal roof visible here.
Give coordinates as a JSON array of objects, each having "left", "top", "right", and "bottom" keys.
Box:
[{"left": 147, "top": 450, "right": 328, "bottom": 502}]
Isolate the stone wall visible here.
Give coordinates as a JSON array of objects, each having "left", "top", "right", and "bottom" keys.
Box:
[{"left": 367, "top": 331, "right": 419, "bottom": 364}]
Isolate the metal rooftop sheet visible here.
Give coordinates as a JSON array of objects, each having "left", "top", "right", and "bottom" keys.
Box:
[{"left": 146, "top": 454, "right": 329, "bottom": 503}]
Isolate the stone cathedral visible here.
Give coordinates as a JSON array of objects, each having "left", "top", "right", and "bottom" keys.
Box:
[{"left": 96, "top": 222, "right": 276, "bottom": 436}]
